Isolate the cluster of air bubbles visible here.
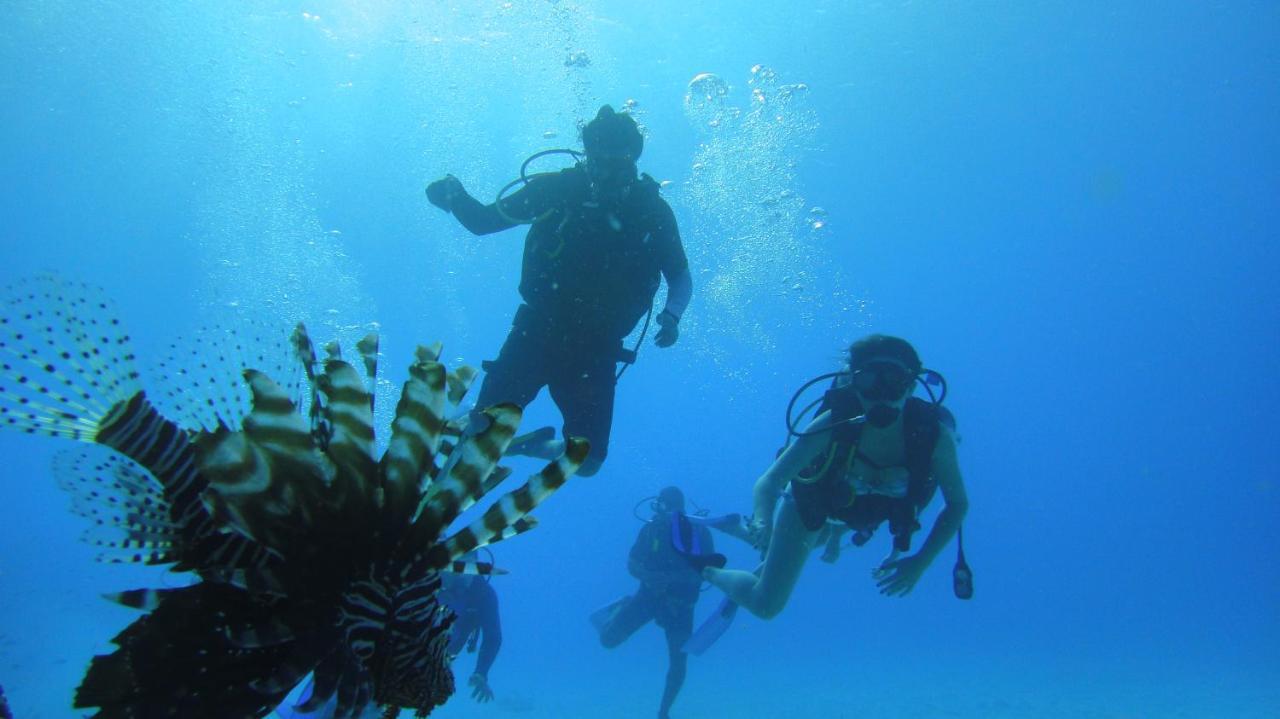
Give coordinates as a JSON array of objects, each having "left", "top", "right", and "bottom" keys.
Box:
[
  {"left": 684, "top": 72, "right": 731, "bottom": 128},
  {"left": 565, "top": 50, "right": 591, "bottom": 68}
]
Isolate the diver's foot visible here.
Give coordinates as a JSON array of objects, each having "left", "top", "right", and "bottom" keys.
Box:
[{"left": 506, "top": 426, "right": 558, "bottom": 457}]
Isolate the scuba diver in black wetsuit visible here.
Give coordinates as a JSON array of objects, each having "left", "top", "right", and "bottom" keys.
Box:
[
  {"left": 0, "top": 683, "right": 12, "bottom": 719},
  {"left": 439, "top": 568, "right": 503, "bottom": 703},
  {"left": 425, "top": 105, "right": 694, "bottom": 477},
  {"left": 591, "top": 487, "right": 724, "bottom": 719}
]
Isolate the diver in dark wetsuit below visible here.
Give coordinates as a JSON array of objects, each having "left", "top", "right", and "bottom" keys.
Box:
[
  {"left": 591, "top": 487, "right": 724, "bottom": 719},
  {"left": 425, "top": 104, "right": 694, "bottom": 477},
  {"left": 439, "top": 570, "right": 503, "bottom": 703}
]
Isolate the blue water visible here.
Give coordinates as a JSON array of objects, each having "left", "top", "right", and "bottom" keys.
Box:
[{"left": 1, "top": 2, "right": 1277, "bottom": 717}]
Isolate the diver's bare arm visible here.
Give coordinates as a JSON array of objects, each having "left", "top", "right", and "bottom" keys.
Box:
[
  {"left": 752, "top": 411, "right": 833, "bottom": 524},
  {"left": 911, "top": 428, "right": 969, "bottom": 568}
]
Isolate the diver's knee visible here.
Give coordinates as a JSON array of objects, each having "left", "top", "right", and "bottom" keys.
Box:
[
  {"left": 599, "top": 631, "right": 624, "bottom": 649},
  {"left": 752, "top": 595, "right": 788, "bottom": 621}
]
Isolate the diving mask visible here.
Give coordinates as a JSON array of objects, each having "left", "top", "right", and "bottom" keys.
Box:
[
  {"left": 852, "top": 361, "right": 917, "bottom": 402},
  {"left": 586, "top": 155, "right": 637, "bottom": 194}
]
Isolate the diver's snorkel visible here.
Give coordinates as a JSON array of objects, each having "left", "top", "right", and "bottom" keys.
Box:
[{"left": 493, "top": 148, "right": 584, "bottom": 225}]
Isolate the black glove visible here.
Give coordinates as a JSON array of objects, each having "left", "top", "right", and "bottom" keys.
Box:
[
  {"left": 426, "top": 174, "right": 464, "bottom": 212},
  {"left": 654, "top": 310, "right": 679, "bottom": 347}
]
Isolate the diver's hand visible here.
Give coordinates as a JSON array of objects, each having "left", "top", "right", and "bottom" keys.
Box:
[
  {"left": 426, "top": 174, "right": 464, "bottom": 212},
  {"left": 654, "top": 310, "right": 679, "bottom": 348},
  {"left": 469, "top": 672, "right": 494, "bottom": 703},
  {"left": 875, "top": 553, "right": 928, "bottom": 597},
  {"left": 747, "top": 516, "right": 771, "bottom": 555}
]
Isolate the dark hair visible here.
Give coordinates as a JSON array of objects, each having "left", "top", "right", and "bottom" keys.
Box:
[
  {"left": 848, "top": 334, "right": 922, "bottom": 374},
  {"left": 582, "top": 105, "right": 643, "bottom": 160},
  {"left": 657, "top": 485, "right": 685, "bottom": 512}
]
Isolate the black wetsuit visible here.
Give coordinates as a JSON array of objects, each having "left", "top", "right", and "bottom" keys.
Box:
[
  {"left": 439, "top": 574, "right": 502, "bottom": 680},
  {"left": 450, "top": 166, "right": 690, "bottom": 473},
  {"left": 0, "top": 683, "right": 11, "bottom": 719},
  {"left": 598, "top": 514, "right": 713, "bottom": 719}
]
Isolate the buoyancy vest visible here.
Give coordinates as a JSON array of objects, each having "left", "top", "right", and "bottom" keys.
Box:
[{"left": 790, "top": 388, "right": 953, "bottom": 552}]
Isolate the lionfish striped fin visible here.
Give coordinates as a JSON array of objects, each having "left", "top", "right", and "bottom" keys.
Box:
[
  {"left": 428, "top": 437, "right": 588, "bottom": 567},
  {"left": 198, "top": 369, "right": 333, "bottom": 553},
  {"left": 411, "top": 404, "right": 521, "bottom": 542},
  {"left": 419, "top": 341, "right": 443, "bottom": 363},
  {"left": 103, "top": 587, "right": 177, "bottom": 610},
  {"left": 449, "top": 464, "right": 513, "bottom": 518},
  {"left": 0, "top": 278, "right": 276, "bottom": 574},
  {"left": 379, "top": 351, "right": 448, "bottom": 524},
  {"left": 356, "top": 333, "right": 379, "bottom": 387},
  {"left": 444, "top": 366, "right": 477, "bottom": 405},
  {"left": 54, "top": 449, "right": 182, "bottom": 565},
  {"left": 318, "top": 358, "right": 377, "bottom": 508},
  {"left": 443, "top": 560, "right": 508, "bottom": 576},
  {"left": 0, "top": 276, "right": 141, "bottom": 440},
  {"left": 151, "top": 320, "right": 296, "bottom": 433},
  {"left": 291, "top": 322, "right": 320, "bottom": 383}
]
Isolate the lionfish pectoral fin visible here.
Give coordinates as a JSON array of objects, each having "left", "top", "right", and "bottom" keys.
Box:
[{"left": 0, "top": 276, "right": 142, "bottom": 443}]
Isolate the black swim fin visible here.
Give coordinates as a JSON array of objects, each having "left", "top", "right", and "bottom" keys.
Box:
[
  {"left": 507, "top": 425, "right": 557, "bottom": 456},
  {"left": 953, "top": 526, "right": 974, "bottom": 600},
  {"left": 683, "top": 552, "right": 727, "bottom": 571}
]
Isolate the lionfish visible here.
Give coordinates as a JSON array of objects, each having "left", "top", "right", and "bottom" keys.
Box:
[{"left": 0, "top": 276, "right": 588, "bottom": 718}]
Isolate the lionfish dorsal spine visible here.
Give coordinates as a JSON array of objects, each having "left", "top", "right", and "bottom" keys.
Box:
[
  {"left": 430, "top": 437, "right": 588, "bottom": 567},
  {"left": 356, "top": 333, "right": 379, "bottom": 407},
  {"left": 379, "top": 352, "right": 448, "bottom": 525},
  {"left": 444, "top": 365, "right": 478, "bottom": 405},
  {"left": 409, "top": 403, "right": 521, "bottom": 544}
]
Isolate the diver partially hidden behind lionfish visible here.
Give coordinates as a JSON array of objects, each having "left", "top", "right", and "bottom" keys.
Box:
[{"left": 0, "top": 276, "right": 589, "bottom": 718}]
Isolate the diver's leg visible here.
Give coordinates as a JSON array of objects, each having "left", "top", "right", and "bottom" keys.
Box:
[
  {"left": 703, "top": 496, "right": 816, "bottom": 619},
  {"left": 657, "top": 608, "right": 693, "bottom": 719},
  {"left": 476, "top": 328, "right": 547, "bottom": 409},
  {"left": 547, "top": 351, "right": 615, "bottom": 477},
  {"left": 597, "top": 592, "right": 655, "bottom": 649}
]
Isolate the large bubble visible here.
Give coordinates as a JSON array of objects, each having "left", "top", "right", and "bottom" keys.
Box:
[{"left": 684, "top": 72, "right": 731, "bottom": 127}]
